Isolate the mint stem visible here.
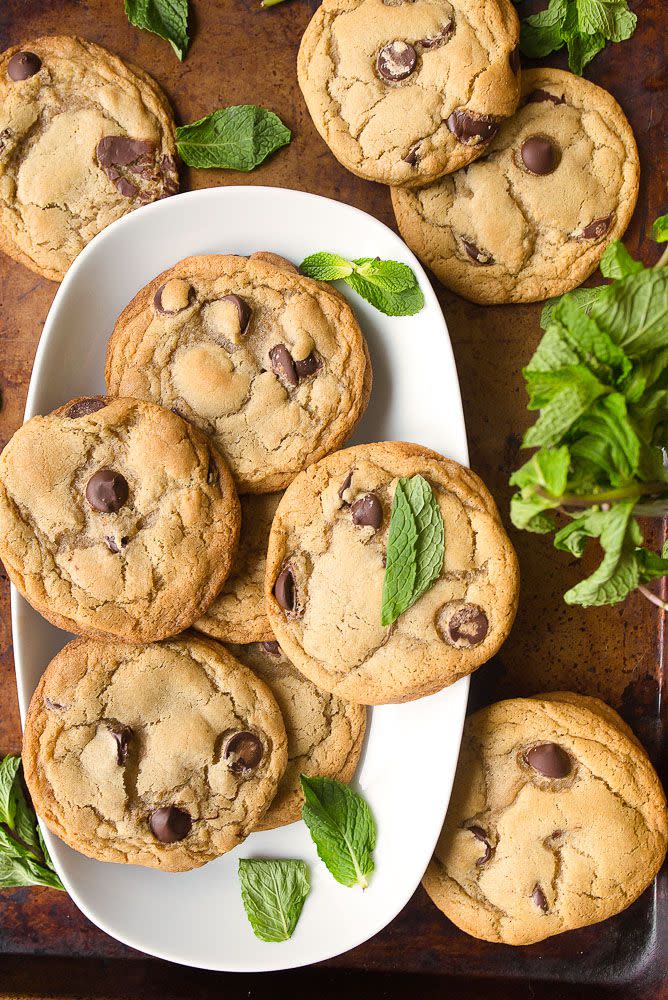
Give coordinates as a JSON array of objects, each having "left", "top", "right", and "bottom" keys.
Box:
[
  {"left": 639, "top": 585, "right": 668, "bottom": 614},
  {"left": 538, "top": 482, "right": 668, "bottom": 509},
  {"left": 261, "top": 0, "right": 288, "bottom": 7},
  {"left": 655, "top": 245, "right": 668, "bottom": 269}
]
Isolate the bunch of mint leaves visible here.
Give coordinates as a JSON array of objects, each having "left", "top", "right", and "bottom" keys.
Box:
[
  {"left": 519, "top": 0, "right": 637, "bottom": 75},
  {"left": 510, "top": 213, "right": 668, "bottom": 610},
  {"left": 0, "top": 755, "right": 64, "bottom": 891}
]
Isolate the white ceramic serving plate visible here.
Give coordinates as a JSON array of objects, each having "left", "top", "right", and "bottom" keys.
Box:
[{"left": 11, "top": 186, "right": 469, "bottom": 972}]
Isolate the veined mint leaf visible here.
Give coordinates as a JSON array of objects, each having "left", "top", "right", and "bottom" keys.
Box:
[
  {"left": 570, "top": 393, "right": 640, "bottom": 484},
  {"left": 589, "top": 268, "right": 668, "bottom": 358},
  {"left": 510, "top": 445, "right": 570, "bottom": 495},
  {"left": 0, "top": 755, "right": 64, "bottom": 891},
  {"left": 520, "top": 0, "right": 568, "bottom": 57},
  {"left": 0, "top": 756, "right": 20, "bottom": 831},
  {"left": 540, "top": 287, "right": 605, "bottom": 330},
  {"left": 353, "top": 258, "right": 418, "bottom": 292},
  {"left": 124, "top": 0, "right": 189, "bottom": 60},
  {"left": 563, "top": 501, "right": 640, "bottom": 606},
  {"left": 176, "top": 106, "right": 291, "bottom": 170},
  {"left": 301, "top": 777, "right": 376, "bottom": 889},
  {"left": 565, "top": 29, "right": 606, "bottom": 75},
  {"left": 345, "top": 268, "right": 425, "bottom": 316},
  {"left": 238, "top": 859, "right": 309, "bottom": 942},
  {"left": 636, "top": 547, "right": 668, "bottom": 583},
  {"left": 300, "top": 253, "right": 353, "bottom": 282},
  {"left": 600, "top": 241, "right": 643, "bottom": 281},
  {"left": 403, "top": 475, "right": 445, "bottom": 602},
  {"left": 652, "top": 214, "right": 668, "bottom": 244},
  {"left": 551, "top": 296, "right": 632, "bottom": 381},
  {"left": 523, "top": 365, "right": 609, "bottom": 448}
]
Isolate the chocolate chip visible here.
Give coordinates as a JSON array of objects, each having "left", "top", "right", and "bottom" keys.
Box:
[
  {"left": 85, "top": 469, "right": 129, "bottom": 513},
  {"left": 468, "top": 825, "right": 492, "bottom": 865},
  {"left": 420, "top": 20, "right": 454, "bottom": 48},
  {"left": 274, "top": 566, "right": 296, "bottom": 612},
  {"left": 573, "top": 215, "right": 613, "bottom": 241},
  {"left": 509, "top": 44, "right": 520, "bottom": 74},
  {"left": 8, "top": 52, "right": 41, "bottom": 81},
  {"left": 448, "top": 605, "right": 489, "bottom": 646},
  {"left": 64, "top": 397, "right": 106, "bottom": 418},
  {"left": 447, "top": 111, "right": 499, "bottom": 145},
  {"left": 525, "top": 743, "right": 572, "bottom": 778},
  {"left": 520, "top": 135, "right": 558, "bottom": 175},
  {"left": 532, "top": 883, "right": 549, "bottom": 912},
  {"left": 462, "top": 239, "right": 494, "bottom": 266},
  {"left": 269, "top": 344, "right": 298, "bottom": 389},
  {"left": 44, "top": 697, "right": 63, "bottom": 710},
  {"left": 260, "top": 640, "right": 281, "bottom": 656},
  {"left": 116, "top": 177, "right": 138, "bottom": 198},
  {"left": 149, "top": 806, "right": 192, "bottom": 843},
  {"left": 525, "top": 89, "right": 565, "bottom": 106},
  {"left": 404, "top": 142, "right": 422, "bottom": 166},
  {"left": 224, "top": 731, "right": 263, "bottom": 775},
  {"left": 338, "top": 470, "right": 353, "bottom": 500},
  {"left": 220, "top": 294, "right": 251, "bottom": 335},
  {"left": 154, "top": 280, "right": 193, "bottom": 315},
  {"left": 295, "top": 352, "right": 322, "bottom": 380},
  {"left": 97, "top": 137, "right": 157, "bottom": 200},
  {"left": 108, "top": 724, "right": 132, "bottom": 764},
  {"left": 351, "top": 493, "right": 383, "bottom": 529},
  {"left": 105, "top": 536, "right": 120, "bottom": 553},
  {"left": 377, "top": 41, "right": 417, "bottom": 82}
]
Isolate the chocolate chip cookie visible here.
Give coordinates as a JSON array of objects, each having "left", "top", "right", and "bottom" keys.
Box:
[
  {"left": 423, "top": 693, "right": 668, "bottom": 944},
  {"left": 265, "top": 442, "right": 519, "bottom": 705},
  {"left": 227, "top": 640, "right": 367, "bottom": 829},
  {"left": 105, "top": 253, "right": 372, "bottom": 493},
  {"left": 0, "top": 396, "right": 240, "bottom": 642},
  {"left": 22, "top": 635, "right": 288, "bottom": 871},
  {"left": 297, "top": 0, "right": 521, "bottom": 188},
  {"left": 0, "top": 36, "right": 178, "bottom": 281},
  {"left": 195, "top": 492, "right": 282, "bottom": 643},
  {"left": 391, "top": 68, "right": 640, "bottom": 302}
]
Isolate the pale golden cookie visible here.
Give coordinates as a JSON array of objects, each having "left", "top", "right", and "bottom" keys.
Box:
[
  {"left": 0, "top": 36, "right": 178, "bottom": 281},
  {"left": 423, "top": 693, "right": 668, "bottom": 944},
  {"left": 227, "top": 640, "right": 366, "bottom": 829},
  {"left": 0, "top": 396, "right": 240, "bottom": 642},
  {"left": 265, "top": 442, "right": 519, "bottom": 704},
  {"left": 105, "top": 254, "right": 372, "bottom": 493},
  {"left": 22, "top": 636, "right": 288, "bottom": 871},
  {"left": 391, "top": 68, "right": 640, "bottom": 302}
]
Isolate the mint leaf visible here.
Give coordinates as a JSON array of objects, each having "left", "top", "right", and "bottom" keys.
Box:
[
  {"left": 238, "top": 859, "right": 309, "bottom": 942},
  {"left": 551, "top": 297, "right": 632, "bottom": 381},
  {"left": 563, "top": 501, "right": 639, "bottom": 606},
  {"left": 570, "top": 393, "right": 640, "bottom": 484},
  {"left": 636, "top": 548, "right": 668, "bottom": 583},
  {"left": 300, "top": 252, "right": 353, "bottom": 281},
  {"left": 0, "top": 756, "right": 64, "bottom": 891},
  {"left": 590, "top": 268, "right": 668, "bottom": 359},
  {"left": 540, "top": 286, "right": 605, "bottom": 329},
  {"left": 652, "top": 214, "right": 668, "bottom": 244},
  {"left": 403, "top": 475, "right": 445, "bottom": 602},
  {"left": 600, "top": 241, "right": 643, "bottom": 281},
  {"left": 520, "top": 0, "right": 636, "bottom": 75},
  {"left": 520, "top": 0, "right": 568, "bottom": 56},
  {"left": 510, "top": 446, "right": 570, "bottom": 531},
  {"left": 176, "top": 106, "right": 291, "bottom": 170},
  {"left": 353, "top": 258, "right": 417, "bottom": 292},
  {"left": 523, "top": 365, "right": 609, "bottom": 448},
  {"left": 124, "top": 0, "right": 189, "bottom": 60},
  {"left": 565, "top": 29, "right": 606, "bottom": 75},
  {"left": 301, "top": 777, "right": 376, "bottom": 889},
  {"left": 345, "top": 268, "right": 425, "bottom": 316},
  {"left": 0, "top": 756, "right": 20, "bottom": 831}
]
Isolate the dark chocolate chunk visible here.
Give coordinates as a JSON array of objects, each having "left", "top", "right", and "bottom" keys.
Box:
[
  {"left": 149, "top": 806, "right": 192, "bottom": 843},
  {"left": 462, "top": 239, "right": 494, "bottom": 266},
  {"left": 509, "top": 44, "right": 520, "bottom": 74},
  {"left": 274, "top": 565, "right": 296, "bottom": 612},
  {"left": 403, "top": 142, "right": 422, "bottom": 166},
  {"left": 295, "top": 352, "right": 322, "bottom": 380},
  {"left": 338, "top": 470, "right": 354, "bottom": 500},
  {"left": 351, "top": 493, "right": 383, "bottom": 529},
  {"left": 575, "top": 215, "right": 613, "bottom": 240},
  {"left": 520, "top": 135, "right": 558, "bottom": 175},
  {"left": 532, "top": 883, "right": 549, "bottom": 912},
  {"left": 468, "top": 825, "right": 492, "bottom": 865},
  {"left": 224, "top": 731, "right": 263, "bottom": 775},
  {"left": 8, "top": 52, "right": 42, "bottom": 81},
  {"left": 105, "top": 536, "right": 120, "bottom": 554},
  {"left": 447, "top": 110, "right": 499, "bottom": 145},
  {"left": 116, "top": 177, "right": 138, "bottom": 199},
  {"left": 108, "top": 724, "right": 132, "bottom": 765},
  {"left": 269, "top": 344, "right": 298, "bottom": 388},
  {"left": 525, "top": 89, "right": 565, "bottom": 106},
  {"left": 97, "top": 137, "right": 156, "bottom": 200},
  {"left": 85, "top": 469, "right": 129, "bottom": 513},
  {"left": 44, "top": 697, "right": 63, "bottom": 710},
  {"left": 377, "top": 41, "right": 417, "bottom": 82},
  {"left": 260, "top": 640, "right": 281, "bottom": 656},
  {"left": 448, "top": 605, "right": 489, "bottom": 645},
  {"left": 220, "top": 294, "right": 251, "bottom": 334},
  {"left": 420, "top": 20, "right": 454, "bottom": 48},
  {"left": 64, "top": 397, "right": 106, "bottom": 418},
  {"left": 525, "top": 743, "right": 572, "bottom": 778},
  {"left": 154, "top": 280, "right": 193, "bottom": 315}
]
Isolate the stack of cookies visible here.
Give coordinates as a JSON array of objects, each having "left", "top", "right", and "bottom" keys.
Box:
[
  {"left": 0, "top": 249, "right": 519, "bottom": 871},
  {"left": 297, "top": 0, "right": 639, "bottom": 304}
]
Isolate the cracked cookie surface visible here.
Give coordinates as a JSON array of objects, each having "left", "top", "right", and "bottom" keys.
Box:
[
  {"left": 0, "top": 36, "right": 178, "bottom": 281},
  {"left": 227, "top": 640, "right": 366, "bottom": 829},
  {"left": 391, "top": 68, "right": 639, "bottom": 302},
  {"left": 195, "top": 492, "right": 282, "bottom": 643},
  {"left": 0, "top": 396, "right": 240, "bottom": 642},
  {"left": 265, "top": 442, "right": 519, "bottom": 705},
  {"left": 22, "top": 635, "right": 288, "bottom": 871},
  {"left": 297, "top": 0, "right": 520, "bottom": 188},
  {"left": 423, "top": 693, "right": 668, "bottom": 944},
  {"left": 105, "top": 254, "right": 372, "bottom": 493}
]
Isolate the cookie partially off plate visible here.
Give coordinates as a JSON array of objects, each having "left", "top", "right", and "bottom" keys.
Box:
[{"left": 13, "top": 186, "right": 469, "bottom": 971}]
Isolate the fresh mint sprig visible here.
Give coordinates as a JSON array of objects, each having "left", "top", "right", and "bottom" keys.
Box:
[
  {"left": 301, "top": 776, "right": 376, "bottom": 889},
  {"left": 124, "top": 0, "right": 189, "bottom": 60},
  {"left": 176, "top": 106, "right": 291, "bottom": 170},
  {"left": 300, "top": 252, "right": 425, "bottom": 317},
  {"left": 0, "top": 755, "right": 64, "bottom": 891},
  {"left": 239, "top": 859, "right": 309, "bottom": 942},
  {"left": 510, "top": 213, "right": 668, "bottom": 611},
  {"left": 520, "top": 0, "right": 636, "bottom": 75}
]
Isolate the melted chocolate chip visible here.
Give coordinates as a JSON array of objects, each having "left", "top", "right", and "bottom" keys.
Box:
[
  {"left": 108, "top": 724, "right": 132, "bottom": 764},
  {"left": 377, "top": 41, "right": 417, "bottom": 82},
  {"left": 85, "top": 469, "right": 129, "bottom": 513},
  {"left": 420, "top": 20, "right": 454, "bottom": 48},
  {"left": 403, "top": 142, "right": 422, "bottom": 166},
  {"left": 224, "top": 731, "right": 263, "bottom": 774},
  {"left": 269, "top": 344, "right": 298, "bottom": 388},
  {"left": 220, "top": 294, "right": 251, "bottom": 334},
  {"left": 468, "top": 825, "right": 492, "bottom": 865},
  {"left": 149, "top": 806, "right": 192, "bottom": 843},
  {"left": 575, "top": 215, "right": 613, "bottom": 240},
  {"left": 525, "top": 743, "right": 572, "bottom": 779},
  {"left": 97, "top": 137, "right": 159, "bottom": 200},
  {"left": 44, "top": 697, "right": 63, "bottom": 710},
  {"left": 105, "top": 536, "right": 120, "bottom": 554},
  {"left": 521, "top": 135, "right": 558, "bottom": 175},
  {"left": 509, "top": 44, "right": 520, "bottom": 74},
  {"left": 295, "top": 352, "right": 322, "bottom": 380},
  {"left": 525, "top": 89, "right": 565, "bottom": 106},
  {"left": 8, "top": 52, "right": 41, "bottom": 81},
  {"left": 462, "top": 239, "right": 494, "bottom": 266},
  {"left": 65, "top": 397, "right": 106, "bottom": 418},
  {"left": 260, "top": 640, "right": 281, "bottom": 656},
  {"left": 532, "top": 883, "right": 549, "bottom": 912},
  {"left": 274, "top": 566, "right": 296, "bottom": 612},
  {"left": 447, "top": 111, "right": 499, "bottom": 145},
  {"left": 338, "top": 470, "right": 354, "bottom": 500},
  {"left": 154, "top": 281, "right": 194, "bottom": 315},
  {"left": 351, "top": 493, "right": 383, "bottom": 529},
  {"left": 448, "top": 605, "right": 489, "bottom": 646}
]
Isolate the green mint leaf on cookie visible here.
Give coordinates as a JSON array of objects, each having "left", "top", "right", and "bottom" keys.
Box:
[
  {"left": 124, "top": 0, "right": 189, "bottom": 60},
  {"left": 176, "top": 106, "right": 291, "bottom": 170},
  {"left": 301, "top": 777, "right": 376, "bottom": 889},
  {"left": 299, "top": 252, "right": 425, "bottom": 316},
  {"left": 381, "top": 475, "right": 444, "bottom": 625},
  {"left": 0, "top": 755, "right": 64, "bottom": 891},
  {"left": 652, "top": 214, "right": 668, "bottom": 244},
  {"left": 238, "top": 859, "right": 309, "bottom": 942}
]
